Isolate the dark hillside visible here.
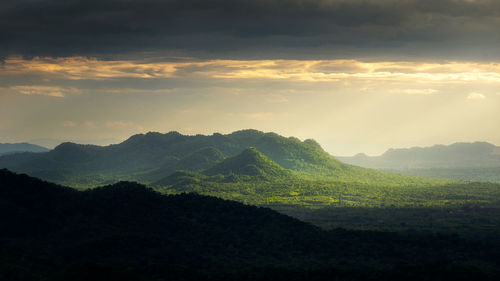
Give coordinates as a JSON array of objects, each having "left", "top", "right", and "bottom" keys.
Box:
[{"left": 1, "top": 169, "right": 500, "bottom": 281}]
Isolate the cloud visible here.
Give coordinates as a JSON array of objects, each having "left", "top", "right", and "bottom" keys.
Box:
[
  {"left": 2, "top": 57, "right": 178, "bottom": 80},
  {"left": 105, "top": 121, "right": 145, "bottom": 130},
  {"left": 4, "top": 57, "right": 500, "bottom": 84},
  {"left": 227, "top": 112, "right": 275, "bottom": 120},
  {"left": 82, "top": 121, "right": 98, "bottom": 129},
  {"left": 467, "top": 92, "right": 486, "bottom": 99},
  {"left": 2, "top": 0, "right": 500, "bottom": 60},
  {"left": 402, "top": 89, "right": 438, "bottom": 95},
  {"left": 266, "top": 94, "right": 289, "bottom": 103},
  {"left": 10, "top": 85, "right": 66, "bottom": 97},
  {"left": 244, "top": 112, "right": 274, "bottom": 120},
  {"left": 61, "top": 121, "right": 77, "bottom": 128},
  {"left": 59, "top": 120, "right": 144, "bottom": 130}
]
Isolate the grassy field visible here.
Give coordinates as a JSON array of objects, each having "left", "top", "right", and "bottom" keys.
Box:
[
  {"left": 154, "top": 170, "right": 500, "bottom": 239},
  {"left": 157, "top": 173, "right": 500, "bottom": 208}
]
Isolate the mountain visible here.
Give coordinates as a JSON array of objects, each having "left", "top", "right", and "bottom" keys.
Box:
[
  {"left": 337, "top": 142, "right": 500, "bottom": 181},
  {"left": 0, "top": 129, "right": 382, "bottom": 186},
  {"left": 2, "top": 169, "right": 499, "bottom": 281},
  {"left": 177, "top": 146, "right": 226, "bottom": 170},
  {"left": 154, "top": 148, "right": 291, "bottom": 188},
  {"left": 0, "top": 142, "right": 49, "bottom": 155},
  {"left": 204, "top": 147, "right": 290, "bottom": 180}
]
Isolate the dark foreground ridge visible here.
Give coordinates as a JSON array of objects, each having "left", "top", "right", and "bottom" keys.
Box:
[{"left": 1, "top": 169, "right": 500, "bottom": 281}]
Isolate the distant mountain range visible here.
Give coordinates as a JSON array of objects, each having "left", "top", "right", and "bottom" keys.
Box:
[
  {"left": 0, "top": 142, "right": 49, "bottom": 155},
  {"left": 2, "top": 169, "right": 499, "bottom": 281},
  {"left": 337, "top": 142, "right": 500, "bottom": 182}
]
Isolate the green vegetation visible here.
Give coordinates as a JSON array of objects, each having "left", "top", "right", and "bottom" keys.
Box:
[
  {"left": 158, "top": 176, "right": 500, "bottom": 209},
  {"left": 3, "top": 169, "right": 500, "bottom": 281}
]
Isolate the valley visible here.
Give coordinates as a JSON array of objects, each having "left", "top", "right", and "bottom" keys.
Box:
[{"left": 2, "top": 130, "right": 500, "bottom": 239}]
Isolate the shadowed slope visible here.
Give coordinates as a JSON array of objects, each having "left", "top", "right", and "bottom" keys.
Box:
[{"left": 1, "top": 169, "right": 500, "bottom": 281}]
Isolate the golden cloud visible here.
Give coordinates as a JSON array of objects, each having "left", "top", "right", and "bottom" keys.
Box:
[
  {"left": 402, "top": 89, "right": 438, "bottom": 95},
  {"left": 467, "top": 92, "right": 486, "bottom": 100},
  {"left": 10, "top": 85, "right": 66, "bottom": 97},
  {"left": 3, "top": 56, "right": 500, "bottom": 84}
]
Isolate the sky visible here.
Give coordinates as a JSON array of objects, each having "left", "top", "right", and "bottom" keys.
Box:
[{"left": 1, "top": 0, "right": 500, "bottom": 156}]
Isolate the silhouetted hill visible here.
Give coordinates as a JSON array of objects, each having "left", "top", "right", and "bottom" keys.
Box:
[
  {"left": 337, "top": 142, "right": 500, "bottom": 181},
  {"left": 205, "top": 147, "right": 290, "bottom": 180},
  {"left": 0, "top": 130, "right": 367, "bottom": 186},
  {"left": 0, "top": 142, "right": 49, "bottom": 155},
  {"left": 2, "top": 169, "right": 500, "bottom": 281}
]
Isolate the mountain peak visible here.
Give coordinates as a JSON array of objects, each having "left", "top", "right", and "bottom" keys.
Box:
[
  {"left": 53, "top": 141, "right": 79, "bottom": 150},
  {"left": 228, "top": 129, "right": 265, "bottom": 137},
  {"left": 241, "top": 146, "right": 262, "bottom": 156},
  {"left": 50, "top": 142, "right": 101, "bottom": 161}
]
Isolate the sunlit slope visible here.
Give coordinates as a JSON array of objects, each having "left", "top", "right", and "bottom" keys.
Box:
[
  {"left": 0, "top": 129, "right": 434, "bottom": 187},
  {"left": 157, "top": 169, "right": 500, "bottom": 209},
  {"left": 152, "top": 149, "right": 497, "bottom": 210}
]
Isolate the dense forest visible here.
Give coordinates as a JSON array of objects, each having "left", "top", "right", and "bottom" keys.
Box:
[{"left": 2, "top": 169, "right": 500, "bottom": 281}]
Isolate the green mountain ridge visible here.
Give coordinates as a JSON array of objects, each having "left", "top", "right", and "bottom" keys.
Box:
[{"left": 0, "top": 129, "right": 407, "bottom": 187}]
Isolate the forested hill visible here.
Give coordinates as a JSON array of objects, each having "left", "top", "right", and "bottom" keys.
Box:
[
  {"left": 2, "top": 169, "right": 500, "bottom": 281},
  {"left": 204, "top": 147, "right": 291, "bottom": 179},
  {"left": 0, "top": 129, "right": 417, "bottom": 186},
  {"left": 0, "top": 142, "right": 49, "bottom": 155}
]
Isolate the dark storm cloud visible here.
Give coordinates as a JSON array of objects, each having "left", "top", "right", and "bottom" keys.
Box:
[{"left": 1, "top": 0, "right": 500, "bottom": 59}]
